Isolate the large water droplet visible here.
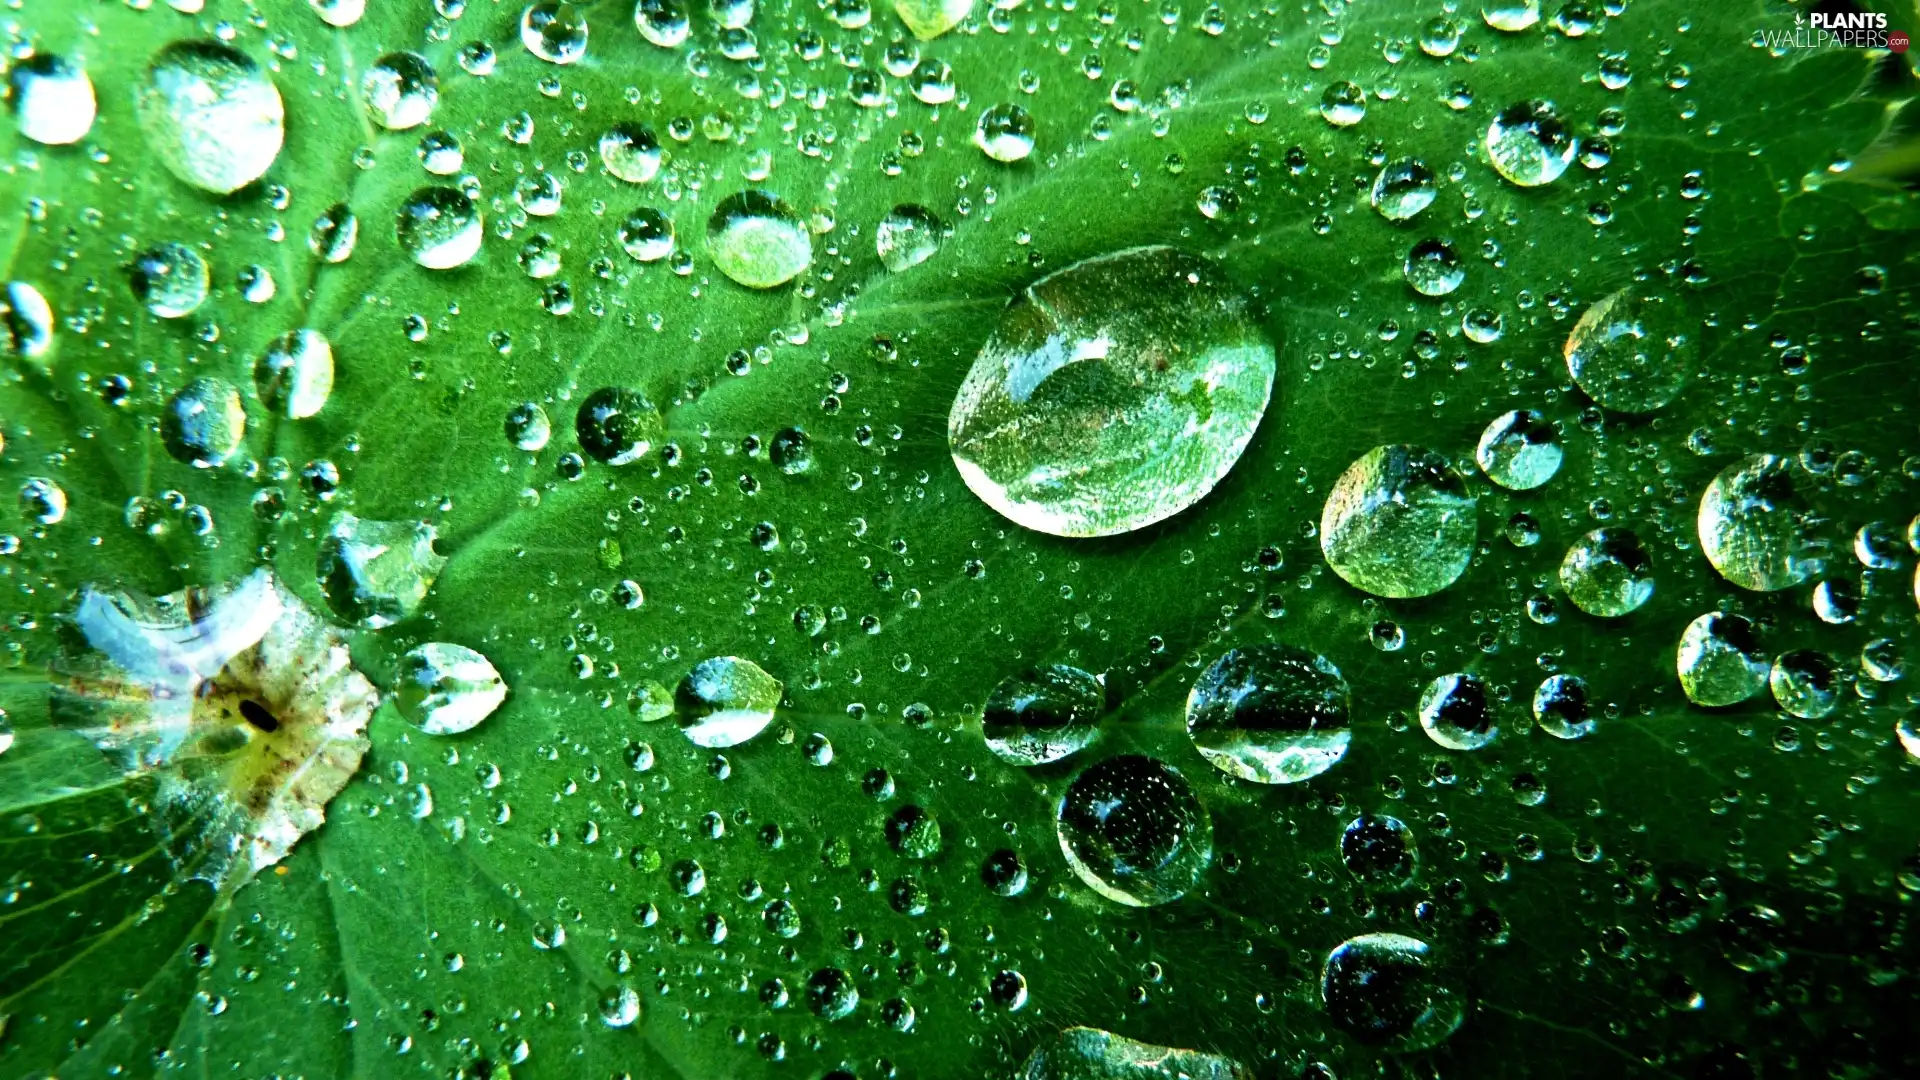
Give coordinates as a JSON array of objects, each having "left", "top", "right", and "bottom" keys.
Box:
[
  {"left": 706, "top": 190, "right": 811, "bottom": 288},
  {"left": 362, "top": 52, "right": 438, "bottom": 130},
  {"left": 1486, "top": 99, "right": 1574, "bottom": 187},
  {"left": 1698, "top": 454, "right": 1826, "bottom": 591},
  {"left": 1321, "top": 445, "right": 1478, "bottom": 598},
  {"left": 600, "top": 121, "right": 663, "bottom": 183},
  {"left": 1319, "top": 80, "right": 1366, "bottom": 126},
  {"left": 1056, "top": 755, "right": 1211, "bottom": 907},
  {"left": 635, "top": 0, "right": 691, "bottom": 47},
  {"left": 1321, "top": 933, "right": 1465, "bottom": 1051},
  {"left": 137, "top": 41, "right": 284, "bottom": 194},
  {"left": 161, "top": 377, "right": 245, "bottom": 468},
  {"left": 1770, "top": 649, "right": 1838, "bottom": 719},
  {"left": 315, "top": 513, "right": 446, "bottom": 628},
  {"left": 1533, "top": 674, "right": 1593, "bottom": 739},
  {"left": 575, "top": 387, "right": 663, "bottom": 465},
  {"left": 948, "top": 246, "right": 1274, "bottom": 537},
  {"left": 1564, "top": 288, "right": 1696, "bottom": 412},
  {"left": 1474, "top": 408, "right": 1561, "bottom": 490},
  {"left": 1677, "top": 612, "right": 1769, "bottom": 707},
  {"left": 981, "top": 664, "right": 1104, "bottom": 766},
  {"left": 1185, "top": 645, "right": 1351, "bottom": 784},
  {"left": 395, "top": 186, "right": 483, "bottom": 269},
  {"left": 254, "top": 329, "right": 334, "bottom": 419},
  {"left": 876, "top": 204, "right": 944, "bottom": 271},
  {"left": 974, "top": 103, "right": 1035, "bottom": 162},
  {"left": 129, "top": 242, "right": 209, "bottom": 319},
  {"left": 521, "top": 2, "right": 590, "bottom": 63},
  {"left": 1481, "top": 0, "right": 1540, "bottom": 31},
  {"left": 1370, "top": 158, "right": 1436, "bottom": 221},
  {"left": 677, "top": 656, "right": 782, "bottom": 747},
  {"left": 806, "top": 967, "right": 858, "bottom": 1020},
  {"left": 1559, "top": 527, "right": 1654, "bottom": 617},
  {"left": 1418, "top": 673, "right": 1497, "bottom": 750},
  {"left": 11, "top": 54, "right": 95, "bottom": 145},
  {"left": 396, "top": 643, "right": 507, "bottom": 734},
  {"left": 892, "top": 0, "right": 971, "bottom": 40},
  {"left": 1403, "top": 237, "right": 1463, "bottom": 296},
  {"left": 1021, "top": 1027, "right": 1251, "bottom": 1080}
]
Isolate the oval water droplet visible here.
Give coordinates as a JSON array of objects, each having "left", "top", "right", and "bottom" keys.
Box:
[
  {"left": 1185, "top": 645, "right": 1351, "bottom": 784},
  {"left": 395, "top": 186, "right": 483, "bottom": 269},
  {"left": 1698, "top": 454, "right": 1826, "bottom": 592},
  {"left": 981, "top": 664, "right": 1104, "bottom": 766},
  {"left": 1370, "top": 158, "right": 1436, "bottom": 221},
  {"left": 315, "top": 512, "right": 447, "bottom": 628},
  {"left": 137, "top": 41, "right": 284, "bottom": 194},
  {"left": 1342, "top": 814, "right": 1417, "bottom": 888},
  {"left": 11, "top": 54, "right": 95, "bottom": 145},
  {"left": 1475, "top": 409, "right": 1561, "bottom": 490},
  {"left": 876, "top": 204, "right": 943, "bottom": 272},
  {"left": 1321, "top": 933, "right": 1465, "bottom": 1051},
  {"left": 677, "top": 656, "right": 782, "bottom": 747},
  {"left": 707, "top": 190, "right": 811, "bottom": 288},
  {"left": 1770, "top": 649, "right": 1838, "bottom": 720},
  {"left": 1677, "top": 611, "right": 1769, "bottom": 707},
  {"left": 161, "top": 376, "right": 246, "bottom": 468},
  {"left": 129, "top": 242, "right": 209, "bottom": 319},
  {"left": 1564, "top": 288, "right": 1696, "bottom": 413},
  {"left": 1, "top": 281, "right": 56, "bottom": 360},
  {"left": 253, "top": 329, "right": 334, "bottom": 420},
  {"left": 362, "top": 52, "right": 438, "bottom": 130},
  {"left": 396, "top": 642, "right": 507, "bottom": 734},
  {"left": 1022, "top": 1027, "right": 1251, "bottom": 1080},
  {"left": 1321, "top": 445, "right": 1478, "bottom": 598},
  {"left": 1056, "top": 754, "right": 1211, "bottom": 907},
  {"left": 1559, "top": 527, "right": 1654, "bottom": 617}
]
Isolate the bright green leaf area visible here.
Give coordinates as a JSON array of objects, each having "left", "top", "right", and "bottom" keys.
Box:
[{"left": 3, "top": 0, "right": 1919, "bottom": 1077}]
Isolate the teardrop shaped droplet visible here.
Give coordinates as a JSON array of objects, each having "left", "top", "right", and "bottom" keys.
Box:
[
  {"left": 676, "top": 656, "right": 783, "bottom": 748},
  {"left": 396, "top": 642, "right": 507, "bottom": 734}
]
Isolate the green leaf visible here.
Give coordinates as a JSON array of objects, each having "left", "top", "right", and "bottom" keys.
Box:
[{"left": 3, "top": 0, "right": 1918, "bottom": 1078}]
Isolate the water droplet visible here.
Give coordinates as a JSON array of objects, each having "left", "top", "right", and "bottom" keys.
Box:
[
  {"left": 677, "top": 656, "right": 782, "bottom": 747},
  {"left": 1769, "top": 649, "right": 1838, "bottom": 720},
  {"left": 1321, "top": 445, "right": 1478, "bottom": 598},
  {"left": 521, "top": 2, "right": 590, "bottom": 64},
  {"left": 20, "top": 477, "right": 67, "bottom": 525},
  {"left": 315, "top": 512, "right": 447, "bottom": 628},
  {"left": 1022, "top": 1027, "right": 1250, "bottom": 1080},
  {"left": 11, "top": 54, "right": 95, "bottom": 145},
  {"left": 1370, "top": 158, "right": 1436, "bottom": 221},
  {"left": 362, "top": 52, "right": 438, "bottom": 130},
  {"left": 1486, "top": 100, "right": 1575, "bottom": 187},
  {"left": 1676, "top": 612, "right": 1769, "bottom": 707},
  {"left": 893, "top": 0, "right": 972, "bottom": 39},
  {"left": 1698, "top": 454, "right": 1825, "bottom": 592},
  {"left": 974, "top": 103, "right": 1036, "bottom": 162},
  {"left": 706, "top": 190, "right": 811, "bottom": 288},
  {"left": 137, "top": 41, "right": 284, "bottom": 194},
  {"left": 1564, "top": 288, "right": 1696, "bottom": 412},
  {"left": 161, "top": 377, "right": 245, "bottom": 468},
  {"left": 2, "top": 281, "right": 55, "bottom": 360},
  {"left": 1403, "top": 238, "right": 1463, "bottom": 297},
  {"left": 575, "top": 387, "right": 663, "bottom": 465},
  {"left": 806, "top": 967, "right": 858, "bottom": 1020},
  {"left": 909, "top": 59, "right": 956, "bottom": 104},
  {"left": 598, "top": 985, "right": 641, "bottom": 1028},
  {"left": 876, "top": 204, "right": 944, "bottom": 272},
  {"left": 1319, "top": 81, "right": 1366, "bottom": 126},
  {"left": 395, "top": 186, "right": 483, "bottom": 269},
  {"left": 619, "top": 207, "right": 675, "bottom": 262},
  {"left": 886, "top": 804, "right": 943, "bottom": 858},
  {"left": 948, "top": 246, "right": 1274, "bottom": 537},
  {"left": 505, "top": 402, "right": 552, "bottom": 451},
  {"left": 417, "top": 130, "right": 462, "bottom": 175},
  {"left": 635, "top": 0, "right": 691, "bottom": 47},
  {"left": 1321, "top": 933, "right": 1465, "bottom": 1050},
  {"left": 981, "top": 664, "right": 1104, "bottom": 766},
  {"left": 1186, "top": 645, "right": 1351, "bottom": 784},
  {"left": 981, "top": 849, "right": 1028, "bottom": 896},
  {"left": 310, "top": 0, "right": 366, "bottom": 27},
  {"left": 1342, "top": 814, "right": 1416, "bottom": 887},
  {"left": 1532, "top": 674, "right": 1592, "bottom": 739},
  {"left": 308, "top": 203, "right": 358, "bottom": 264},
  {"left": 1481, "top": 0, "right": 1540, "bottom": 31},
  {"left": 396, "top": 643, "right": 507, "bottom": 735},
  {"left": 129, "top": 242, "right": 209, "bottom": 319},
  {"left": 1057, "top": 755, "right": 1212, "bottom": 907},
  {"left": 1418, "top": 673, "right": 1497, "bottom": 750},
  {"left": 600, "top": 121, "right": 662, "bottom": 183},
  {"left": 1559, "top": 527, "right": 1654, "bottom": 617},
  {"left": 1474, "top": 409, "right": 1561, "bottom": 490},
  {"left": 254, "top": 329, "right": 334, "bottom": 420}
]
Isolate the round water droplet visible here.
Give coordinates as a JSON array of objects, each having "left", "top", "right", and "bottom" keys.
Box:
[
  {"left": 598, "top": 985, "right": 641, "bottom": 1028},
  {"left": 1559, "top": 527, "right": 1654, "bottom": 617},
  {"left": 876, "top": 204, "right": 943, "bottom": 272},
  {"left": 1342, "top": 814, "right": 1416, "bottom": 887},
  {"left": 137, "top": 41, "right": 284, "bottom": 194},
  {"left": 981, "top": 664, "right": 1104, "bottom": 766},
  {"left": 1056, "top": 755, "right": 1212, "bottom": 907},
  {"left": 1418, "top": 673, "right": 1497, "bottom": 750},
  {"left": 1321, "top": 933, "right": 1465, "bottom": 1051},
  {"left": 11, "top": 54, "right": 95, "bottom": 145},
  {"left": 1, "top": 281, "right": 56, "bottom": 360},
  {"left": 981, "top": 849, "right": 1028, "bottom": 896},
  {"left": 1481, "top": 0, "right": 1540, "bottom": 31},
  {"left": 619, "top": 207, "right": 675, "bottom": 262},
  {"left": 308, "top": 203, "right": 358, "bottom": 264},
  {"left": 362, "top": 52, "right": 437, "bottom": 130},
  {"left": 396, "top": 643, "right": 507, "bottom": 735},
  {"left": 20, "top": 477, "right": 67, "bottom": 525},
  {"left": 1532, "top": 673, "right": 1592, "bottom": 739},
  {"left": 806, "top": 967, "right": 858, "bottom": 1020},
  {"left": 1717, "top": 904, "right": 1787, "bottom": 973},
  {"left": 1404, "top": 237, "right": 1463, "bottom": 297},
  {"left": 1185, "top": 645, "right": 1351, "bottom": 784},
  {"left": 1320, "top": 445, "right": 1478, "bottom": 599},
  {"left": 948, "top": 246, "right": 1274, "bottom": 537},
  {"left": 635, "top": 0, "right": 691, "bottom": 46},
  {"left": 909, "top": 59, "right": 955, "bottom": 104},
  {"left": 522, "top": 2, "right": 590, "bottom": 63},
  {"left": 677, "top": 656, "right": 782, "bottom": 747},
  {"left": 1698, "top": 454, "right": 1826, "bottom": 592},
  {"left": 974, "top": 103, "right": 1035, "bottom": 162},
  {"left": 893, "top": 0, "right": 972, "bottom": 39},
  {"left": 1676, "top": 612, "right": 1769, "bottom": 707},
  {"left": 161, "top": 377, "right": 245, "bottom": 468},
  {"left": 1370, "top": 158, "right": 1436, "bottom": 221},
  {"left": 395, "top": 186, "right": 483, "bottom": 270},
  {"left": 600, "top": 121, "right": 662, "bottom": 183},
  {"left": 1319, "top": 80, "right": 1366, "bottom": 126},
  {"left": 1769, "top": 649, "right": 1838, "bottom": 720},
  {"left": 505, "top": 402, "right": 552, "bottom": 451},
  {"left": 316, "top": 512, "right": 447, "bottom": 628},
  {"left": 417, "top": 130, "right": 463, "bottom": 175},
  {"left": 129, "top": 242, "right": 209, "bottom": 319},
  {"left": 1564, "top": 288, "right": 1696, "bottom": 413},
  {"left": 706, "top": 190, "right": 811, "bottom": 289},
  {"left": 310, "top": 0, "right": 366, "bottom": 27},
  {"left": 575, "top": 387, "right": 663, "bottom": 465},
  {"left": 254, "top": 329, "right": 334, "bottom": 419},
  {"left": 1475, "top": 409, "right": 1561, "bottom": 490},
  {"left": 1486, "top": 99, "right": 1575, "bottom": 187}
]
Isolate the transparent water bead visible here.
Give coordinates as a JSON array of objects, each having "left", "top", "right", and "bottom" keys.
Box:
[
  {"left": 137, "top": 41, "right": 284, "bottom": 194},
  {"left": 1770, "top": 649, "right": 1839, "bottom": 720},
  {"left": 948, "top": 246, "right": 1274, "bottom": 538},
  {"left": 362, "top": 52, "right": 438, "bottom": 130},
  {"left": 522, "top": 2, "right": 590, "bottom": 63},
  {"left": 1, "top": 281, "right": 55, "bottom": 360},
  {"left": 635, "top": 0, "right": 691, "bottom": 47},
  {"left": 396, "top": 643, "right": 507, "bottom": 735},
  {"left": 1056, "top": 755, "right": 1212, "bottom": 907},
  {"left": 1185, "top": 645, "right": 1351, "bottom": 784},
  {"left": 1319, "top": 81, "right": 1366, "bottom": 126},
  {"left": 1321, "top": 933, "right": 1466, "bottom": 1051},
  {"left": 618, "top": 207, "right": 675, "bottom": 263},
  {"left": 1486, "top": 99, "right": 1576, "bottom": 187},
  {"left": 253, "top": 329, "right": 334, "bottom": 419},
  {"left": 876, "top": 204, "right": 944, "bottom": 271},
  {"left": 981, "top": 664, "right": 1105, "bottom": 766},
  {"left": 315, "top": 512, "right": 447, "bottom": 628},
  {"left": 130, "top": 242, "right": 210, "bottom": 319},
  {"left": 1564, "top": 288, "right": 1696, "bottom": 413},
  {"left": 707, "top": 190, "right": 812, "bottom": 288},
  {"left": 504, "top": 402, "right": 551, "bottom": 451},
  {"left": 677, "top": 656, "right": 782, "bottom": 748},
  {"left": 600, "top": 122, "right": 663, "bottom": 183},
  {"left": 55, "top": 570, "right": 374, "bottom": 888},
  {"left": 1677, "top": 612, "right": 1769, "bottom": 707},
  {"left": 1475, "top": 409, "right": 1561, "bottom": 490},
  {"left": 1533, "top": 673, "right": 1593, "bottom": 739},
  {"left": 575, "top": 386, "right": 663, "bottom": 465},
  {"left": 1020, "top": 1027, "right": 1251, "bottom": 1080},
  {"left": 396, "top": 186, "right": 483, "bottom": 270},
  {"left": 11, "top": 54, "right": 96, "bottom": 145},
  {"left": 1370, "top": 158, "right": 1437, "bottom": 222},
  {"left": 893, "top": 0, "right": 972, "bottom": 40},
  {"left": 975, "top": 103, "right": 1036, "bottom": 162},
  {"left": 161, "top": 377, "right": 246, "bottom": 468},
  {"left": 310, "top": 0, "right": 366, "bottom": 27},
  {"left": 1404, "top": 238, "right": 1463, "bottom": 297},
  {"left": 1418, "top": 672, "right": 1497, "bottom": 750},
  {"left": 1559, "top": 527, "right": 1655, "bottom": 617},
  {"left": 1321, "top": 445, "right": 1478, "bottom": 598},
  {"left": 1698, "top": 454, "right": 1827, "bottom": 591},
  {"left": 308, "top": 203, "right": 358, "bottom": 264},
  {"left": 1342, "top": 814, "right": 1417, "bottom": 888},
  {"left": 1481, "top": 0, "right": 1541, "bottom": 31}
]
